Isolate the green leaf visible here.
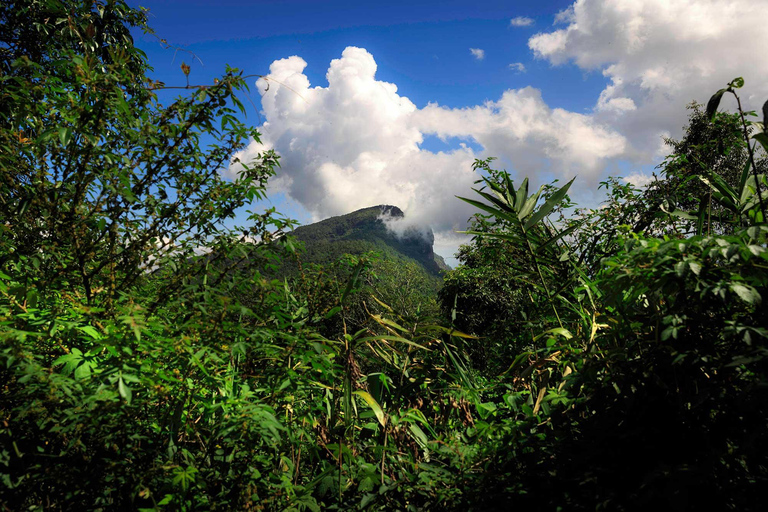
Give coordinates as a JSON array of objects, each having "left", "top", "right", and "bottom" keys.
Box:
[
  {"left": 536, "top": 223, "right": 579, "bottom": 254},
  {"left": 456, "top": 195, "right": 518, "bottom": 225},
  {"left": 78, "top": 325, "right": 100, "bottom": 339},
  {"left": 340, "top": 259, "right": 365, "bottom": 306},
  {"left": 706, "top": 89, "right": 727, "bottom": 121},
  {"left": 118, "top": 376, "right": 133, "bottom": 405},
  {"left": 730, "top": 283, "right": 761, "bottom": 305},
  {"left": 515, "top": 177, "right": 529, "bottom": 212},
  {"left": 74, "top": 362, "right": 92, "bottom": 380},
  {"left": 354, "top": 391, "right": 386, "bottom": 427},
  {"left": 357, "top": 335, "right": 430, "bottom": 351},
  {"left": 323, "top": 306, "right": 342, "bottom": 319},
  {"left": 370, "top": 315, "right": 408, "bottom": 333},
  {"left": 738, "top": 158, "right": 752, "bottom": 202},
  {"left": 669, "top": 210, "right": 698, "bottom": 221},
  {"left": 474, "top": 187, "right": 513, "bottom": 213},
  {"left": 753, "top": 132, "right": 768, "bottom": 155},
  {"left": 408, "top": 424, "right": 429, "bottom": 450},
  {"left": 58, "top": 127, "right": 72, "bottom": 146},
  {"left": 523, "top": 177, "right": 576, "bottom": 231},
  {"left": 517, "top": 186, "right": 544, "bottom": 220}
]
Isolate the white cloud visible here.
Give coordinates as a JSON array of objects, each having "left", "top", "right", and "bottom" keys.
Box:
[
  {"left": 622, "top": 172, "right": 654, "bottom": 188},
  {"left": 510, "top": 16, "right": 535, "bottom": 27},
  {"left": 529, "top": 0, "right": 768, "bottom": 159},
  {"left": 469, "top": 48, "right": 485, "bottom": 60},
  {"left": 230, "top": 47, "right": 626, "bottom": 241},
  {"left": 509, "top": 62, "right": 526, "bottom": 73}
]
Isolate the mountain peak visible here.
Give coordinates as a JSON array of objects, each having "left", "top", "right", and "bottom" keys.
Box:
[{"left": 289, "top": 205, "right": 449, "bottom": 275}]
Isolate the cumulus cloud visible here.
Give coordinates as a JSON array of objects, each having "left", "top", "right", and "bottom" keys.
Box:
[
  {"left": 509, "top": 62, "right": 526, "bottom": 73},
  {"left": 509, "top": 16, "right": 534, "bottom": 27},
  {"left": 529, "top": 0, "right": 768, "bottom": 158},
  {"left": 469, "top": 48, "right": 485, "bottom": 60},
  {"left": 229, "top": 47, "right": 626, "bottom": 241},
  {"left": 622, "top": 172, "right": 655, "bottom": 188}
]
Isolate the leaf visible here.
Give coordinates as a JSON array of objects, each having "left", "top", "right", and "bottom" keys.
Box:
[
  {"left": 753, "top": 132, "right": 768, "bottom": 155},
  {"left": 357, "top": 335, "right": 430, "bottom": 351},
  {"left": 58, "top": 127, "right": 72, "bottom": 146},
  {"left": 323, "top": 306, "right": 342, "bottom": 319},
  {"left": 536, "top": 223, "right": 579, "bottom": 254},
  {"left": 456, "top": 195, "right": 518, "bottom": 225},
  {"left": 739, "top": 158, "right": 752, "bottom": 202},
  {"left": 669, "top": 210, "right": 698, "bottom": 221},
  {"left": 360, "top": 493, "right": 377, "bottom": 509},
  {"left": 730, "top": 283, "right": 761, "bottom": 305},
  {"left": 370, "top": 315, "right": 408, "bottom": 333},
  {"left": 354, "top": 391, "right": 386, "bottom": 427},
  {"left": 517, "top": 186, "right": 544, "bottom": 220},
  {"left": 523, "top": 177, "right": 576, "bottom": 231},
  {"left": 430, "top": 325, "right": 478, "bottom": 339},
  {"left": 729, "top": 77, "right": 744, "bottom": 89},
  {"left": 759, "top": 99, "right": 768, "bottom": 132},
  {"left": 78, "top": 325, "right": 100, "bottom": 339},
  {"left": 74, "top": 362, "right": 92, "bottom": 380},
  {"left": 118, "top": 376, "right": 133, "bottom": 405},
  {"left": 515, "top": 177, "right": 529, "bottom": 212},
  {"left": 472, "top": 188, "right": 516, "bottom": 218},
  {"left": 408, "top": 424, "right": 429, "bottom": 450},
  {"left": 694, "top": 195, "right": 707, "bottom": 235},
  {"left": 340, "top": 259, "right": 365, "bottom": 306},
  {"left": 706, "top": 89, "right": 727, "bottom": 122}
]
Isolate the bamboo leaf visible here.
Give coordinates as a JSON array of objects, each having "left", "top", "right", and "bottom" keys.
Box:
[
  {"left": 699, "top": 176, "right": 738, "bottom": 212},
  {"left": 696, "top": 196, "right": 707, "bottom": 236},
  {"left": 517, "top": 186, "right": 544, "bottom": 220},
  {"left": 502, "top": 173, "right": 517, "bottom": 208},
  {"left": 370, "top": 314, "right": 408, "bottom": 333},
  {"left": 357, "top": 335, "right": 430, "bottom": 351},
  {"left": 523, "top": 177, "right": 576, "bottom": 231},
  {"left": 354, "top": 391, "right": 386, "bottom": 427},
  {"left": 473, "top": 188, "right": 513, "bottom": 214},
  {"left": 739, "top": 158, "right": 752, "bottom": 203},
  {"left": 456, "top": 195, "right": 518, "bottom": 225},
  {"left": 430, "top": 325, "right": 478, "bottom": 339},
  {"left": 536, "top": 223, "right": 580, "bottom": 254},
  {"left": 515, "top": 177, "right": 529, "bottom": 212},
  {"left": 340, "top": 259, "right": 365, "bottom": 306}
]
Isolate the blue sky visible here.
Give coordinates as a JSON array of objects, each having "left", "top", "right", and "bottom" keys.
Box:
[{"left": 129, "top": 0, "right": 768, "bottom": 264}]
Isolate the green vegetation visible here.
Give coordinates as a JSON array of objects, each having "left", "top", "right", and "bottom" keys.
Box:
[
  {"left": 2, "top": 1, "right": 767, "bottom": 510},
  {"left": 285, "top": 205, "right": 448, "bottom": 277}
]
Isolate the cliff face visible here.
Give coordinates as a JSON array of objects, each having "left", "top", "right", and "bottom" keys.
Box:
[{"left": 289, "top": 205, "right": 449, "bottom": 277}]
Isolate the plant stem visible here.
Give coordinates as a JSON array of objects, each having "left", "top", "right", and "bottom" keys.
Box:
[
  {"left": 523, "top": 229, "right": 563, "bottom": 328},
  {"left": 732, "top": 90, "right": 767, "bottom": 223}
]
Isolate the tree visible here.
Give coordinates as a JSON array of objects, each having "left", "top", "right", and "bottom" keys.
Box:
[
  {"left": 635, "top": 102, "right": 768, "bottom": 236},
  {"left": 1, "top": 1, "right": 296, "bottom": 508},
  {"left": 1, "top": 0, "right": 290, "bottom": 311}
]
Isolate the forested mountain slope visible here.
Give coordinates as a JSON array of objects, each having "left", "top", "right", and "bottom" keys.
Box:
[{"left": 286, "top": 205, "right": 449, "bottom": 278}]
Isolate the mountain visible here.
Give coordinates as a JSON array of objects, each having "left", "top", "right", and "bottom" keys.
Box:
[{"left": 287, "top": 205, "right": 449, "bottom": 277}]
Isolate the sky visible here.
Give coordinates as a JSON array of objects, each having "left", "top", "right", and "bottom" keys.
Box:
[{"left": 130, "top": 0, "right": 768, "bottom": 265}]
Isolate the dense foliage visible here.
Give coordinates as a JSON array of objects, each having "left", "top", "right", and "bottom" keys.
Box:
[{"left": 2, "top": 1, "right": 767, "bottom": 510}]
